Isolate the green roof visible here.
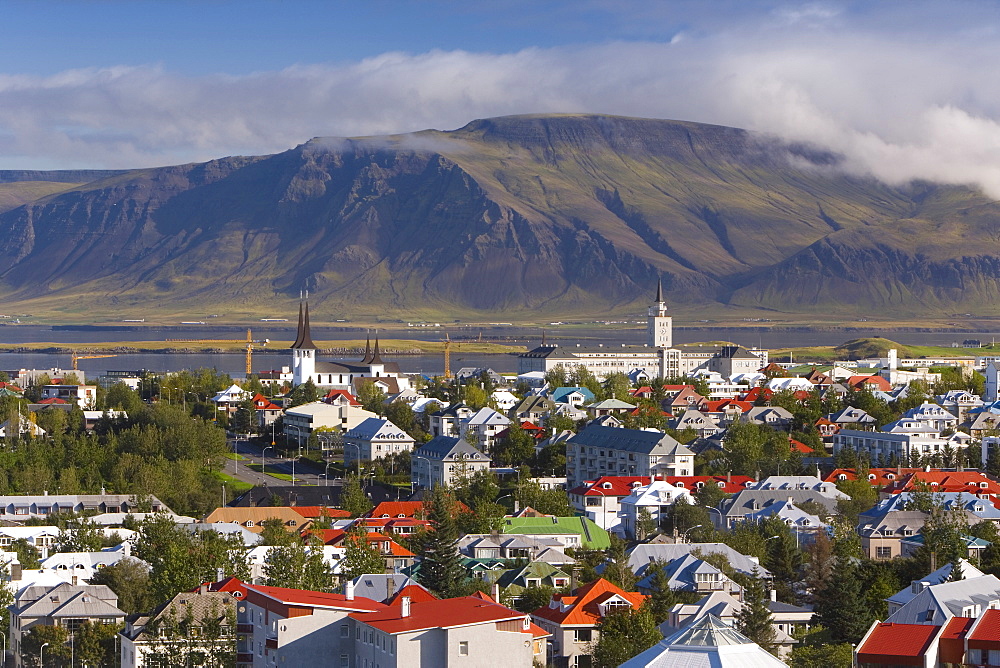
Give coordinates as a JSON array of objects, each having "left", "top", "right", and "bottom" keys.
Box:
[{"left": 501, "top": 516, "right": 611, "bottom": 550}]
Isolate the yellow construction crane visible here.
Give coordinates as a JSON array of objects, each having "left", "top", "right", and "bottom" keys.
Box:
[
  {"left": 166, "top": 329, "right": 269, "bottom": 375},
  {"left": 444, "top": 332, "right": 452, "bottom": 379},
  {"left": 71, "top": 353, "right": 117, "bottom": 371}
]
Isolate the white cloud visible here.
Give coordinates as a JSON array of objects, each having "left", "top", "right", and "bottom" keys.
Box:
[{"left": 4, "top": 4, "right": 1000, "bottom": 199}]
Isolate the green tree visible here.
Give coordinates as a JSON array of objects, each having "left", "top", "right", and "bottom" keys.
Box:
[
  {"left": 357, "top": 381, "right": 388, "bottom": 415},
  {"left": 55, "top": 516, "right": 105, "bottom": 553},
  {"left": 21, "top": 624, "right": 70, "bottom": 667},
  {"left": 510, "top": 584, "right": 556, "bottom": 613},
  {"left": 589, "top": 603, "right": 660, "bottom": 668},
  {"left": 416, "top": 485, "right": 466, "bottom": 598},
  {"left": 645, "top": 559, "right": 685, "bottom": 624},
  {"left": 263, "top": 538, "right": 336, "bottom": 592},
  {"left": 601, "top": 536, "right": 637, "bottom": 591},
  {"left": 259, "top": 517, "right": 296, "bottom": 546},
  {"left": 287, "top": 379, "right": 319, "bottom": 407},
  {"left": 232, "top": 397, "right": 256, "bottom": 435},
  {"left": 816, "top": 556, "right": 874, "bottom": 644},
  {"left": 342, "top": 526, "right": 387, "bottom": 579},
  {"left": 736, "top": 571, "right": 777, "bottom": 652},
  {"left": 88, "top": 556, "right": 155, "bottom": 615},
  {"left": 492, "top": 421, "right": 536, "bottom": 467},
  {"left": 515, "top": 479, "right": 574, "bottom": 517},
  {"left": 74, "top": 620, "right": 123, "bottom": 668},
  {"left": 340, "top": 475, "right": 373, "bottom": 517},
  {"left": 788, "top": 640, "right": 854, "bottom": 668},
  {"left": 636, "top": 507, "right": 656, "bottom": 541},
  {"left": 104, "top": 383, "right": 144, "bottom": 414},
  {"left": 601, "top": 373, "right": 633, "bottom": 402},
  {"left": 12, "top": 538, "right": 40, "bottom": 569}
]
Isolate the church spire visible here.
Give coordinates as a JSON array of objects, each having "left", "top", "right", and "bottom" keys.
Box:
[
  {"left": 290, "top": 294, "right": 317, "bottom": 350},
  {"left": 370, "top": 331, "right": 383, "bottom": 364},
  {"left": 655, "top": 277, "right": 663, "bottom": 304},
  {"left": 362, "top": 331, "right": 372, "bottom": 363},
  {"left": 290, "top": 300, "right": 304, "bottom": 349}
]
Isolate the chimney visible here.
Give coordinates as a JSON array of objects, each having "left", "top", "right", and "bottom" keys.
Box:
[
  {"left": 72, "top": 575, "right": 78, "bottom": 586},
  {"left": 726, "top": 471, "right": 732, "bottom": 484},
  {"left": 492, "top": 583, "right": 501, "bottom": 602},
  {"left": 200, "top": 583, "right": 209, "bottom": 594},
  {"left": 345, "top": 580, "right": 355, "bottom": 600},
  {"left": 386, "top": 576, "right": 395, "bottom": 598},
  {"left": 43, "top": 490, "right": 48, "bottom": 496},
  {"left": 400, "top": 596, "right": 411, "bottom": 618}
]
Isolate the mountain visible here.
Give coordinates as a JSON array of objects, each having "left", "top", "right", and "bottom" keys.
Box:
[{"left": 1, "top": 113, "right": 999, "bottom": 321}]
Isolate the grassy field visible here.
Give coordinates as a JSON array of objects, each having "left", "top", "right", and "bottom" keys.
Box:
[
  {"left": 771, "top": 337, "right": 993, "bottom": 363},
  {"left": 0, "top": 338, "right": 525, "bottom": 355}
]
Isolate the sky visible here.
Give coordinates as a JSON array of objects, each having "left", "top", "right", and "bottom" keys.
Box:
[{"left": 4, "top": 1, "right": 1000, "bottom": 196}]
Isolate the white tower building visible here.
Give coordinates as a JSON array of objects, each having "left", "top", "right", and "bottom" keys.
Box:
[
  {"left": 290, "top": 297, "right": 317, "bottom": 386},
  {"left": 647, "top": 279, "right": 672, "bottom": 348}
]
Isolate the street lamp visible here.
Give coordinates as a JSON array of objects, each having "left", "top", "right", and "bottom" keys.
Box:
[
  {"left": 291, "top": 455, "right": 299, "bottom": 486},
  {"left": 706, "top": 507, "right": 724, "bottom": 530},
  {"left": 325, "top": 461, "right": 334, "bottom": 486},
  {"left": 344, "top": 442, "right": 362, "bottom": 477},
  {"left": 40, "top": 642, "right": 49, "bottom": 667},
  {"left": 411, "top": 454, "right": 431, "bottom": 495},
  {"left": 681, "top": 524, "right": 703, "bottom": 543},
  {"left": 261, "top": 446, "right": 274, "bottom": 483}
]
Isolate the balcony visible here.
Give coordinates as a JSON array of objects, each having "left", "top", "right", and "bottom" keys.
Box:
[
  {"left": 266, "top": 636, "right": 279, "bottom": 650},
  {"left": 236, "top": 623, "right": 253, "bottom": 634},
  {"left": 237, "top": 653, "right": 254, "bottom": 665}
]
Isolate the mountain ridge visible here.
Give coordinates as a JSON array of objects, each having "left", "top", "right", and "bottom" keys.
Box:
[{"left": 0, "top": 113, "right": 997, "bottom": 321}]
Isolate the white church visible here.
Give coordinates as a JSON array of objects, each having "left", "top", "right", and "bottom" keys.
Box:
[{"left": 287, "top": 298, "right": 412, "bottom": 395}]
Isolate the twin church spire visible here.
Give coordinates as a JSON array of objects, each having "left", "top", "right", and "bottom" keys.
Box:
[{"left": 289, "top": 292, "right": 383, "bottom": 364}]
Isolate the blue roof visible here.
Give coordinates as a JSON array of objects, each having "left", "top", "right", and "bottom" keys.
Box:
[{"left": 550, "top": 386, "right": 595, "bottom": 403}]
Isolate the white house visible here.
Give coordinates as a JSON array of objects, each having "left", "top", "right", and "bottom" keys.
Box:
[
  {"left": 343, "top": 417, "right": 415, "bottom": 465},
  {"left": 619, "top": 481, "right": 694, "bottom": 539}
]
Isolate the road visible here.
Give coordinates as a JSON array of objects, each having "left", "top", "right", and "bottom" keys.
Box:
[{"left": 223, "top": 439, "right": 343, "bottom": 488}]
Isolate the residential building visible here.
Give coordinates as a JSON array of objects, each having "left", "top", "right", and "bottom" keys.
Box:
[
  {"left": 833, "top": 428, "right": 964, "bottom": 466},
  {"left": 283, "top": 401, "right": 379, "bottom": 440},
  {"left": 531, "top": 578, "right": 646, "bottom": 668},
  {"left": 11, "top": 582, "right": 125, "bottom": 666},
  {"left": 201, "top": 507, "right": 312, "bottom": 534},
  {"left": 343, "top": 417, "right": 415, "bottom": 465},
  {"left": 40, "top": 384, "right": 97, "bottom": 408},
  {"left": 348, "top": 594, "right": 549, "bottom": 667},
  {"left": 619, "top": 481, "right": 694, "bottom": 539},
  {"left": 721, "top": 487, "right": 845, "bottom": 530},
  {"left": 428, "top": 402, "right": 475, "bottom": 437},
  {"left": 635, "top": 554, "right": 742, "bottom": 597},
  {"left": 235, "top": 583, "right": 386, "bottom": 667},
  {"left": 458, "top": 534, "right": 577, "bottom": 564},
  {"left": 501, "top": 516, "right": 611, "bottom": 551},
  {"left": 120, "top": 586, "right": 237, "bottom": 668},
  {"left": 566, "top": 424, "right": 695, "bottom": 487},
  {"left": 460, "top": 407, "right": 511, "bottom": 452},
  {"left": 625, "top": 544, "right": 769, "bottom": 580},
  {"left": 411, "top": 436, "right": 491, "bottom": 489},
  {"left": 885, "top": 560, "right": 984, "bottom": 617},
  {"left": 857, "top": 510, "right": 930, "bottom": 560},
  {"left": 884, "top": 575, "right": 1000, "bottom": 625},
  {"left": 0, "top": 493, "right": 171, "bottom": 520}
]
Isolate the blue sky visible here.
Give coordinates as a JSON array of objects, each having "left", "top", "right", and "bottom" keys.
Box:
[{"left": 4, "top": 0, "right": 1000, "bottom": 197}]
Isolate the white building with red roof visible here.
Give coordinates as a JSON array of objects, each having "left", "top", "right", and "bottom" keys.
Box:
[
  {"left": 235, "top": 583, "right": 386, "bottom": 667},
  {"left": 346, "top": 594, "right": 549, "bottom": 667},
  {"left": 530, "top": 577, "right": 647, "bottom": 667}
]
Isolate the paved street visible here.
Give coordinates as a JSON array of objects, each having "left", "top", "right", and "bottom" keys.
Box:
[{"left": 224, "top": 439, "right": 343, "bottom": 488}]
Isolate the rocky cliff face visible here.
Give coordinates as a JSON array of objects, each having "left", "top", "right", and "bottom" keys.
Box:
[{"left": 1, "top": 114, "right": 998, "bottom": 319}]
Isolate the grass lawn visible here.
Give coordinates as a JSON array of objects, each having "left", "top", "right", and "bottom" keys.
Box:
[
  {"left": 246, "top": 463, "right": 297, "bottom": 482},
  {"left": 211, "top": 471, "right": 254, "bottom": 494}
]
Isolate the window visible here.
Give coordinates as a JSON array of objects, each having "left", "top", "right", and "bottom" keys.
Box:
[
  {"left": 876, "top": 547, "right": 892, "bottom": 559},
  {"left": 341, "top": 624, "right": 349, "bottom": 637},
  {"left": 459, "top": 641, "right": 469, "bottom": 656},
  {"left": 574, "top": 629, "right": 592, "bottom": 643}
]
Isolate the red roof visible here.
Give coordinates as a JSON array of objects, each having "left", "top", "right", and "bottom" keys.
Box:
[
  {"left": 857, "top": 622, "right": 940, "bottom": 663},
  {"left": 530, "top": 578, "right": 646, "bottom": 626},
  {"left": 323, "top": 389, "right": 360, "bottom": 405},
  {"left": 245, "top": 584, "right": 386, "bottom": 612},
  {"left": 290, "top": 506, "right": 352, "bottom": 519},
  {"left": 193, "top": 576, "right": 248, "bottom": 598},
  {"left": 740, "top": 387, "right": 773, "bottom": 403},
  {"left": 823, "top": 468, "right": 921, "bottom": 485},
  {"left": 351, "top": 596, "right": 531, "bottom": 635},
  {"left": 366, "top": 500, "right": 470, "bottom": 519},
  {"left": 940, "top": 616, "right": 975, "bottom": 663},
  {"left": 704, "top": 399, "right": 753, "bottom": 414},
  {"left": 882, "top": 471, "right": 1000, "bottom": 497},
  {"left": 572, "top": 475, "right": 753, "bottom": 497},
  {"left": 969, "top": 609, "right": 1000, "bottom": 645},
  {"left": 789, "top": 438, "right": 813, "bottom": 454},
  {"left": 0, "top": 383, "right": 23, "bottom": 392},
  {"left": 38, "top": 397, "right": 68, "bottom": 404},
  {"left": 848, "top": 375, "right": 892, "bottom": 391},
  {"left": 385, "top": 584, "right": 438, "bottom": 606}
]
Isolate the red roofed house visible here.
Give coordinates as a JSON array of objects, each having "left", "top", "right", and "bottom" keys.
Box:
[
  {"left": 366, "top": 500, "right": 471, "bottom": 520},
  {"left": 236, "top": 583, "right": 386, "bottom": 667},
  {"left": 855, "top": 610, "right": 1000, "bottom": 667},
  {"left": 348, "top": 595, "right": 549, "bottom": 667},
  {"left": 568, "top": 475, "right": 754, "bottom": 533},
  {"left": 323, "top": 389, "right": 361, "bottom": 406},
  {"left": 289, "top": 506, "right": 352, "bottom": 521},
  {"left": 308, "top": 529, "right": 417, "bottom": 571},
  {"left": 848, "top": 375, "right": 892, "bottom": 392},
  {"left": 531, "top": 578, "right": 646, "bottom": 668},
  {"left": 823, "top": 468, "right": 920, "bottom": 487},
  {"left": 250, "top": 393, "right": 283, "bottom": 426},
  {"left": 882, "top": 471, "right": 1000, "bottom": 499}
]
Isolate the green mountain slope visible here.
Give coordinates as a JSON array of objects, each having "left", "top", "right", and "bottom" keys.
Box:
[{"left": 0, "top": 114, "right": 997, "bottom": 321}]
